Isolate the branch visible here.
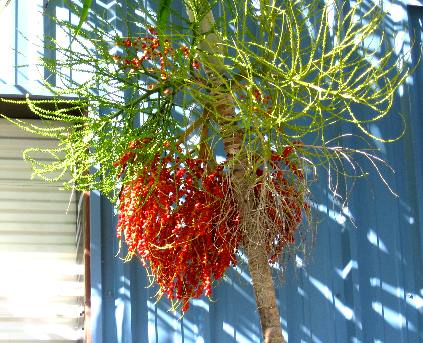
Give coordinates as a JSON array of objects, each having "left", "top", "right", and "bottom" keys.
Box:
[{"left": 184, "top": 0, "right": 226, "bottom": 74}]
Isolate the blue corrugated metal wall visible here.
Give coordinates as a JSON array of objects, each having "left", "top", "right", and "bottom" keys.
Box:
[{"left": 1, "top": 1, "right": 423, "bottom": 342}]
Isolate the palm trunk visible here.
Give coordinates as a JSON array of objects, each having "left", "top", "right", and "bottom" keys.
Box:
[
  {"left": 221, "top": 105, "right": 285, "bottom": 343},
  {"left": 185, "top": 3, "right": 285, "bottom": 341},
  {"left": 221, "top": 92, "right": 286, "bottom": 343},
  {"left": 243, "top": 223, "right": 285, "bottom": 343}
]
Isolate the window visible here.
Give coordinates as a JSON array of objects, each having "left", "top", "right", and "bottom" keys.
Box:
[{"left": 0, "top": 98, "right": 88, "bottom": 342}]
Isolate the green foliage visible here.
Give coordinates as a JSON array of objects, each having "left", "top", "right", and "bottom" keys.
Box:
[
  {"left": 1, "top": 0, "right": 409, "bottom": 200},
  {"left": 158, "top": 0, "right": 173, "bottom": 36},
  {"left": 72, "top": 0, "right": 94, "bottom": 42}
]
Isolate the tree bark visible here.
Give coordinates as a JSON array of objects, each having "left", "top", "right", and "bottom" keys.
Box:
[{"left": 243, "top": 223, "right": 285, "bottom": 343}]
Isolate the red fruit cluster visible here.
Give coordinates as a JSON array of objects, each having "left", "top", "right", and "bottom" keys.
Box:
[
  {"left": 116, "top": 146, "right": 240, "bottom": 312},
  {"left": 115, "top": 140, "right": 308, "bottom": 311},
  {"left": 112, "top": 28, "right": 201, "bottom": 85},
  {"left": 238, "top": 86, "right": 271, "bottom": 104}
]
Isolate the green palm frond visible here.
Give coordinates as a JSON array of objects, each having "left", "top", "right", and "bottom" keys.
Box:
[{"left": 4, "top": 0, "right": 409, "bottom": 200}]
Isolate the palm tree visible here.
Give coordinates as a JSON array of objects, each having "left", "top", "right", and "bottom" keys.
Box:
[{"left": 2, "top": 0, "right": 407, "bottom": 342}]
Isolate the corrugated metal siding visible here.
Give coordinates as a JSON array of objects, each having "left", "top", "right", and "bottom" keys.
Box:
[
  {"left": 88, "top": 1, "right": 423, "bottom": 342},
  {"left": 1, "top": 0, "right": 423, "bottom": 342},
  {"left": 0, "top": 119, "right": 84, "bottom": 341}
]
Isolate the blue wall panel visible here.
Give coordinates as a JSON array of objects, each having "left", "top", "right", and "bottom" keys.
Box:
[{"left": 1, "top": 0, "right": 423, "bottom": 342}]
